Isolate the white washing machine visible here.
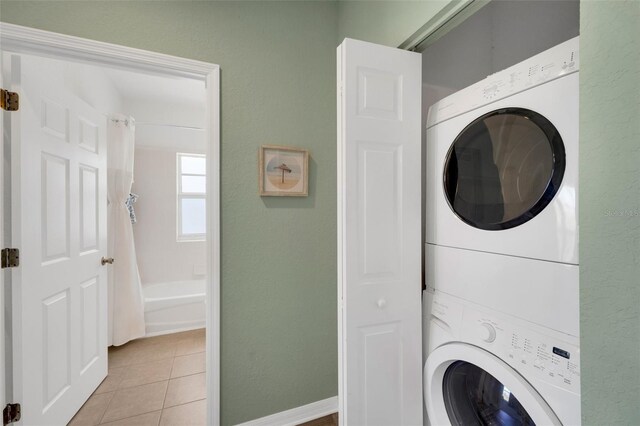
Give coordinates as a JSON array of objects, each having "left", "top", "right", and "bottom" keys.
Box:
[
  {"left": 424, "top": 291, "right": 580, "bottom": 426},
  {"left": 425, "top": 37, "right": 580, "bottom": 336}
]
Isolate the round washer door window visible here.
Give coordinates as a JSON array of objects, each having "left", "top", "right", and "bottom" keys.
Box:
[
  {"left": 444, "top": 108, "right": 565, "bottom": 230},
  {"left": 443, "top": 361, "right": 536, "bottom": 425}
]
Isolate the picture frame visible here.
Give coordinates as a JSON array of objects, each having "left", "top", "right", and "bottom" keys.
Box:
[{"left": 259, "top": 145, "right": 309, "bottom": 197}]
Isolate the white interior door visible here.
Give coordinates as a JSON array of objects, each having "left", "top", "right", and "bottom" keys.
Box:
[
  {"left": 8, "top": 53, "right": 108, "bottom": 425},
  {"left": 337, "top": 39, "right": 422, "bottom": 425}
]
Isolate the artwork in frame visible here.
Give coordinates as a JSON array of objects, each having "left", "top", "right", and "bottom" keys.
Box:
[{"left": 259, "top": 145, "right": 309, "bottom": 197}]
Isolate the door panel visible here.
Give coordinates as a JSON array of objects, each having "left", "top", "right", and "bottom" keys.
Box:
[
  {"left": 337, "top": 38, "right": 422, "bottom": 425},
  {"left": 10, "top": 53, "right": 108, "bottom": 425}
]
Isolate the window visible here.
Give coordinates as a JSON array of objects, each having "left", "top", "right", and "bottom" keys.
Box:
[
  {"left": 442, "top": 361, "right": 535, "bottom": 425},
  {"left": 177, "top": 153, "right": 206, "bottom": 241},
  {"left": 443, "top": 108, "right": 565, "bottom": 231}
]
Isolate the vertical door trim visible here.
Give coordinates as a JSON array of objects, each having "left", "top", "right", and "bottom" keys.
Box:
[
  {"left": 0, "top": 22, "right": 221, "bottom": 425},
  {"left": 0, "top": 41, "right": 5, "bottom": 415},
  {"left": 336, "top": 42, "right": 345, "bottom": 423}
]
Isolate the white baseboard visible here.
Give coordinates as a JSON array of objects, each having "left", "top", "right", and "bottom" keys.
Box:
[{"left": 236, "top": 396, "right": 338, "bottom": 426}]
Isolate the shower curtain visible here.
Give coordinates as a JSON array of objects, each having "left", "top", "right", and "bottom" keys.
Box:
[{"left": 107, "top": 114, "right": 146, "bottom": 346}]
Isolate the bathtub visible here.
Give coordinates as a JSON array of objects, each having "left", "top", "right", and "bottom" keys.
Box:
[{"left": 143, "top": 280, "right": 206, "bottom": 336}]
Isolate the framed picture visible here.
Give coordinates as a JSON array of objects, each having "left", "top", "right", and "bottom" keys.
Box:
[{"left": 259, "top": 145, "right": 309, "bottom": 197}]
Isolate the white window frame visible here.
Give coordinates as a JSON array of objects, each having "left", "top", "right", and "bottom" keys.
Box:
[{"left": 177, "top": 152, "right": 206, "bottom": 242}]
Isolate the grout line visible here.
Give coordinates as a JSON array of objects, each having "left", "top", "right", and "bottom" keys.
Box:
[
  {"left": 169, "top": 355, "right": 176, "bottom": 379},
  {"left": 96, "top": 390, "right": 116, "bottom": 425},
  {"left": 100, "top": 408, "right": 163, "bottom": 425},
  {"left": 170, "top": 370, "right": 207, "bottom": 380},
  {"left": 91, "top": 331, "right": 205, "bottom": 425},
  {"left": 162, "top": 397, "right": 207, "bottom": 410},
  {"left": 106, "top": 359, "right": 205, "bottom": 391},
  {"left": 100, "top": 410, "right": 163, "bottom": 426},
  {"left": 161, "top": 359, "right": 172, "bottom": 410},
  {"left": 99, "top": 382, "right": 169, "bottom": 425},
  {"left": 158, "top": 364, "right": 170, "bottom": 423},
  {"left": 99, "top": 380, "right": 169, "bottom": 424}
]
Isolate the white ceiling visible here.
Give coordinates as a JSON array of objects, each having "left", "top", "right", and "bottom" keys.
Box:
[
  {"left": 135, "top": 125, "right": 205, "bottom": 151},
  {"left": 102, "top": 67, "right": 206, "bottom": 107}
]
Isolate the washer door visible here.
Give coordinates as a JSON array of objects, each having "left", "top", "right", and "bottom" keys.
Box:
[
  {"left": 425, "top": 343, "right": 561, "bottom": 426},
  {"left": 443, "top": 108, "right": 565, "bottom": 230}
]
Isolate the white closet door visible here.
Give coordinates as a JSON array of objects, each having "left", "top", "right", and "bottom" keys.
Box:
[
  {"left": 337, "top": 38, "right": 422, "bottom": 425},
  {"left": 8, "top": 53, "right": 108, "bottom": 425}
]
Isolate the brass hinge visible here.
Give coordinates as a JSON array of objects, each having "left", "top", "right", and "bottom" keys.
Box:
[
  {"left": 3, "top": 403, "right": 20, "bottom": 425},
  {"left": 0, "top": 89, "right": 19, "bottom": 111},
  {"left": 1, "top": 248, "right": 19, "bottom": 269}
]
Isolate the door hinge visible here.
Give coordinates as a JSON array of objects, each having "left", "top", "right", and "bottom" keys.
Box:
[
  {"left": 3, "top": 403, "right": 21, "bottom": 425},
  {"left": 0, "top": 89, "right": 19, "bottom": 111},
  {"left": 1, "top": 248, "right": 19, "bottom": 269}
]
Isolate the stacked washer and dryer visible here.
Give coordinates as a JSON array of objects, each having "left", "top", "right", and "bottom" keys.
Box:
[{"left": 423, "top": 37, "right": 581, "bottom": 425}]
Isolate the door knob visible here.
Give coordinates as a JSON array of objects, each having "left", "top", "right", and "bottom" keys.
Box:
[{"left": 101, "top": 257, "right": 114, "bottom": 265}]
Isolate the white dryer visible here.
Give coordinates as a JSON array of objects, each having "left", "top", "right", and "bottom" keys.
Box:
[
  {"left": 426, "top": 36, "right": 579, "bottom": 264},
  {"left": 425, "top": 38, "right": 580, "bottom": 335},
  {"left": 424, "top": 291, "right": 580, "bottom": 426}
]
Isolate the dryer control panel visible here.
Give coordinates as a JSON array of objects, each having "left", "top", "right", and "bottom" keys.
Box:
[
  {"left": 427, "top": 36, "right": 579, "bottom": 128},
  {"left": 430, "top": 292, "right": 581, "bottom": 395}
]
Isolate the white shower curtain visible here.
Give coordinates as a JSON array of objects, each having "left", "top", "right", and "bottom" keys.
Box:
[{"left": 107, "top": 114, "right": 146, "bottom": 346}]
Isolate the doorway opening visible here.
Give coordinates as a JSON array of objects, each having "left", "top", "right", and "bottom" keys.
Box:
[{"left": 0, "top": 23, "right": 220, "bottom": 426}]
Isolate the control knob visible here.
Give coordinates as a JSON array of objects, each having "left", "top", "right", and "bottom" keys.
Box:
[{"left": 478, "top": 322, "right": 497, "bottom": 343}]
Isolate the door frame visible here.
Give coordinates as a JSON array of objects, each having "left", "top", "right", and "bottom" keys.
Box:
[{"left": 0, "top": 22, "right": 221, "bottom": 425}]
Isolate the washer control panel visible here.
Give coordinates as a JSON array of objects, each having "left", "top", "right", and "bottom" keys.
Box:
[
  {"left": 430, "top": 292, "right": 581, "bottom": 394},
  {"left": 427, "top": 36, "right": 579, "bottom": 128},
  {"left": 462, "top": 308, "right": 581, "bottom": 394},
  {"left": 478, "top": 322, "right": 497, "bottom": 343}
]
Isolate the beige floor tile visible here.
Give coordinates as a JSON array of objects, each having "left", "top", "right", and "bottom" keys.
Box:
[
  {"left": 171, "top": 352, "right": 206, "bottom": 378},
  {"left": 101, "top": 381, "right": 168, "bottom": 423},
  {"left": 95, "top": 367, "right": 127, "bottom": 395},
  {"left": 159, "top": 399, "right": 207, "bottom": 426},
  {"left": 174, "top": 337, "right": 205, "bottom": 357},
  {"left": 179, "top": 328, "right": 205, "bottom": 339},
  {"left": 68, "top": 392, "right": 114, "bottom": 426},
  {"left": 109, "top": 342, "right": 176, "bottom": 368},
  {"left": 133, "top": 336, "right": 180, "bottom": 352},
  {"left": 141, "top": 344, "right": 177, "bottom": 363},
  {"left": 163, "top": 373, "right": 206, "bottom": 408},
  {"left": 108, "top": 331, "right": 203, "bottom": 367},
  {"left": 100, "top": 410, "right": 161, "bottom": 426},
  {"left": 120, "top": 358, "right": 173, "bottom": 389},
  {"left": 139, "top": 334, "right": 182, "bottom": 347},
  {"left": 108, "top": 347, "right": 135, "bottom": 369}
]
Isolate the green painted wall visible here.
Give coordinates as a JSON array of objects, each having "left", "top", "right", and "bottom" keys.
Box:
[
  {"left": 0, "top": 1, "right": 338, "bottom": 424},
  {"left": 579, "top": 1, "right": 640, "bottom": 424},
  {"left": 338, "top": 0, "right": 450, "bottom": 47}
]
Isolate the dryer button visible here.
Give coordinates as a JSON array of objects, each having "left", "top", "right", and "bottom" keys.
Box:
[{"left": 478, "top": 323, "right": 497, "bottom": 343}]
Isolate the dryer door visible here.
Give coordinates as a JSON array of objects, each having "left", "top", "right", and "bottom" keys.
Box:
[
  {"left": 443, "top": 108, "right": 565, "bottom": 231},
  {"left": 425, "top": 343, "right": 561, "bottom": 426}
]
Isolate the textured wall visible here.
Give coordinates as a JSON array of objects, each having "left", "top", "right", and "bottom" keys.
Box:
[
  {"left": 579, "top": 1, "right": 640, "bottom": 424},
  {"left": 0, "top": 2, "right": 338, "bottom": 424},
  {"left": 338, "top": 0, "right": 449, "bottom": 47}
]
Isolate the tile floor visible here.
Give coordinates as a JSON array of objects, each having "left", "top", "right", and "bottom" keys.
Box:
[{"left": 69, "top": 328, "right": 206, "bottom": 426}]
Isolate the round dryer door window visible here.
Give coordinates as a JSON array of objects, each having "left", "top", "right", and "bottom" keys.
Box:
[
  {"left": 443, "top": 108, "right": 565, "bottom": 230},
  {"left": 443, "top": 361, "right": 536, "bottom": 425}
]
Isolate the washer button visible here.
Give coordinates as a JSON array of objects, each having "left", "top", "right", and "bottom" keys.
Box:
[{"left": 479, "top": 323, "right": 497, "bottom": 343}]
